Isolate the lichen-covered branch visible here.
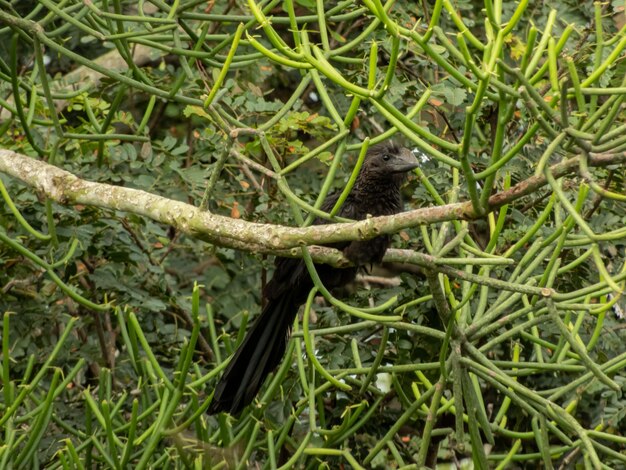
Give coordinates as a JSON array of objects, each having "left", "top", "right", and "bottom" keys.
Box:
[{"left": 1, "top": 148, "right": 625, "bottom": 253}]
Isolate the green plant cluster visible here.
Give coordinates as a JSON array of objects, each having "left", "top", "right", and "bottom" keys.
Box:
[{"left": 1, "top": 0, "right": 626, "bottom": 468}]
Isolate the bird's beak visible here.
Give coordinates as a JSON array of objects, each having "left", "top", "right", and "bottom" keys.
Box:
[{"left": 390, "top": 147, "right": 420, "bottom": 173}]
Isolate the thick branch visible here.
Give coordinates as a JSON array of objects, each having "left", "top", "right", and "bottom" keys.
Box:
[{"left": 0, "top": 149, "right": 624, "bottom": 251}]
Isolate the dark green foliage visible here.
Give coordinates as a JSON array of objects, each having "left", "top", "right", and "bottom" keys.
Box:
[{"left": 0, "top": 0, "right": 626, "bottom": 468}]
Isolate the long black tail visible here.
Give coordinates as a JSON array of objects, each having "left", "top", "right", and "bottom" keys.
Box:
[{"left": 208, "top": 292, "right": 299, "bottom": 415}]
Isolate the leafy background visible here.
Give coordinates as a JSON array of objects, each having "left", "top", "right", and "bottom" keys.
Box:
[{"left": 1, "top": 0, "right": 626, "bottom": 468}]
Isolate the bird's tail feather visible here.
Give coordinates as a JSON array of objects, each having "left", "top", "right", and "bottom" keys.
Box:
[{"left": 208, "top": 292, "right": 298, "bottom": 415}]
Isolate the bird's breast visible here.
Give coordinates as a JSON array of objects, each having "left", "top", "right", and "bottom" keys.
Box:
[{"left": 356, "top": 192, "right": 402, "bottom": 218}]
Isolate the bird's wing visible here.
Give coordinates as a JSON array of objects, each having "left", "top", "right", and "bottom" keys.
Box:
[{"left": 319, "top": 190, "right": 363, "bottom": 221}]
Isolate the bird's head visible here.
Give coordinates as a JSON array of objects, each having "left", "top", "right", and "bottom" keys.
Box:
[{"left": 359, "top": 141, "right": 420, "bottom": 184}]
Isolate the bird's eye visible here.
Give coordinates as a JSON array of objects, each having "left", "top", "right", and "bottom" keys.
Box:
[{"left": 382, "top": 154, "right": 390, "bottom": 161}]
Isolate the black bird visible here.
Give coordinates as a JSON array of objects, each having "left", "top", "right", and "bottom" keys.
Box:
[{"left": 208, "top": 142, "right": 419, "bottom": 415}]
